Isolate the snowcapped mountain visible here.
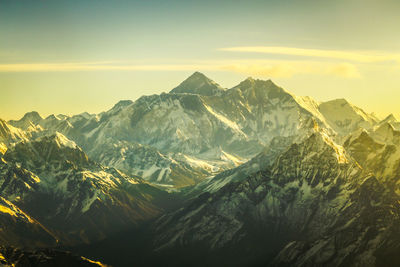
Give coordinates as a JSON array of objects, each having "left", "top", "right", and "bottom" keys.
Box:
[
  {"left": 186, "top": 117, "right": 323, "bottom": 195},
  {"left": 2, "top": 72, "right": 400, "bottom": 266},
  {"left": 0, "top": 132, "right": 175, "bottom": 246},
  {"left": 378, "top": 114, "right": 400, "bottom": 130},
  {"left": 170, "top": 71, "right": 226, "bottom": 96},
  {"left": 5, "top": 73, "right": 380, "bottom": 188},
  {"left": 318, "top": 98, "right": 379, "bottom": 135},
  {"left": 8, "top": 111, "right": 43, "bottom": 132},
  {"left": 89, "top": 141, "right": 211, "bottom": 188},
  {"left": 344, "top": 124, "right": 400, "bottom": 194},
  {"left": 52, "top": 74, "right": 339, "bottom": 186},
  {"left": 0, "top": 119, "right": 29, "bottom": 155},
  {"left": 150, "top": 129, "right": 400, "bottom": 266},
  {"left": 0, "top": 196, "right": 57, "bottom": 248}
]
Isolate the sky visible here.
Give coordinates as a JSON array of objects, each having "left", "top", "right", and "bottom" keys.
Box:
[{"left": 1, "top": 0, "right": 400, "bottom": 120}]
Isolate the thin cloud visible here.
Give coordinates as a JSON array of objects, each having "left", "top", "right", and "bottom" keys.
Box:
[
  {"left": 220, "top": 46, "right": 400, "bottom": 63},
  {"left": 0, "top": 60, "right": 361, "bottom": 79},
  {"left": 0, "top": 63, "right": 221, "bottom": 72},
  {"left": 220, "top": 60, "right": 361, "bottom": 79},
  {"left": 328, "top": 63, "right": 361, "bottom": 78},
  {"left": 221, "top": 63, "right": 297, "bottom": 78}
]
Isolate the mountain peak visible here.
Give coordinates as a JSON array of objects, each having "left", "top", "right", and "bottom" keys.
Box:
[
  {"left": 52, "top": 132, "right": 78, "bottom": 149},
  {"left": 45, "top": 114, "right": 59, "bottom": 121},
  {"left": 235, "top": 77, "right": 276, "bottom": 88},
  {"left": 318, "top": 98, "right": 378, "bottom": 135},
  {"left": 32, "top": 132, "right": 79, "bottom": 150},
  {"left": 21, "top": 111, "right": 43, "bottom": 123},
  {"left": 232, "top": 78, "right": 290, "bottom": 100},
  {"left": 111, "top": 100, "right": 133, "bottom": 111},
  {"left": 305, "top": 131, "right": 348, "bottom": 164},
  {"left": 382, "top": 113, "right": 398, "bottom": 123},
  {"left": 190, "top": 71, "right": 208, "bottom": 79},
  {"left": 376, "top": 121, "right": 395, "bottom": 133},
  {"left": 324, "top": 98, "right": 350, "bottom": 106},
  {"left": 170, "top": 72, "right": 225, "bottom": 96},
  {"left": 8, "top": 111, "right": 43, "bottom": 130}
]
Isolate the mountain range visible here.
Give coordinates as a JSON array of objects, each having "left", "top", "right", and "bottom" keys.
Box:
[{"left": 1, "top": 72, "right": 400, "bottom": 266}]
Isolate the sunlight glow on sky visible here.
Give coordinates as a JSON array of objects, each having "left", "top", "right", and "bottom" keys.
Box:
[{"left": 1, "top": 0, "right": 400, "bottom": 120}]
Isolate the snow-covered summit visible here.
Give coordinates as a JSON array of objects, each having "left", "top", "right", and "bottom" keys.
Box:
[
  {"left": 8, "top": 111, "right": 43, "bottom": 132},
  {"left": 52, "top": 131, "right": 78, "bottom": 149},
  {"left": 170, "top": 72, "right": 225, "bottom": 96},
  {"left": 318, "top": 98, "right": 378, "bottom": 135}
]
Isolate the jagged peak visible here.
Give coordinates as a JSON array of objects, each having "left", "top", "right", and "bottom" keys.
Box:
[
  {"left": 382, "top": 113, "right": 398, "bottom": 123},
  {"left": 178, "top": 71, "right": 212, "bottom": 85},
  {"left": 372, "top": 121, "right": 398, "bottom": 143},
  {"left": 78, "top": 111, "right": 91, "bottom": 117},
  {"left": 56, "top": 114, "right": 69, "bottom": 120},
  {"left": 376, "top": 121, "right": 395, "bottom": 132},
  {"left": 321, "top": 98, "right": 350, "bottom": 107},
  {"left": 112, "top": 100, "right": 133, "bottom": 110},
  {"left": 0, "top": 119, "right": 27, "bottom": 141},
  {"left": 8, "top": 112, "right": 42, "bottom": 129},
  {"left": 51, "top": 132, "right": 78, "bottom": 149},
  {"left": 0, "top": 118, "right": 9, "bottom": 128},
  {"left": 236, "top": 77, "right": 273, "bottom": 86},
  {"left": 170, "top": 72, "right": 225, "bottom": 96},
  {"left": 233, "top": 77, "right": 286, "bottom": 93},
  {"left": 44, "top": 114, "right": 59, "bottom": 121},
  {"left": 243, "top": 76, "right": 255, "bottom": 83},
  {"left": 20, "top": 111, "right": 43, "bottom": 123},
  {"left": 35, "top": 132, "right": 79, "bottom": 150},
  {"left": 189, "top": 71, "right": 208, "bottom": 79},
  {"left": 304, "top": 131, "right": 348, "bottom": 164},
  {"left": 343, "top": 128, "right": 385, "bottom": 150},
  {"left": 319, "top": 98, "right": 378, "bottom": 131}
]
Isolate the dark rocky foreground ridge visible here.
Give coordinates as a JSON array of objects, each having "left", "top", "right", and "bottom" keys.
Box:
[
  {"left": 0, "top": 246, "right": 107, "bottom": 266},
  {"left": 1, "top": 72, "right": 400, "bottom": 266}
]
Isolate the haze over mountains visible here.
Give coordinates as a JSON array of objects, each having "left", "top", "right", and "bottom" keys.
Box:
[{"left": 1, "top": 72, "right": 400, "bottom": 266}]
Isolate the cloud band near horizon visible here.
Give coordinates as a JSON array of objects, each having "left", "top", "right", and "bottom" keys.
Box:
[{"left": 220, "top": 46, "right": 400, "bottom": 63}]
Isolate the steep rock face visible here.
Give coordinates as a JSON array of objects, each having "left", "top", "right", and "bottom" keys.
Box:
[
  {"left": 186, "top": 118, "right": 327, "bottom": 195},
  {"left": 205, "top": 78, "right": 333, "bottom": 147},
  {"left": 8, "top": 111, "right": 43, "bottom": 132},
  {"left": 0, "top": 158, "right": 41, "bottom": 202},
  {"left": 150, "top": 131, "right": 400, "bottom": 266},
  {"left": 90, "top": 141, "right": 210, "bottom": 188},
  {"left": 80, "top": 91, "right": 253, "bottom": 187},
  {"left": 170, "top": 72, "right": 225, "bottom": 96},
  {"left": 378, "top": 114, "right": 400, "bottom": 130},
  {"left": 0, "top": 196, "right": 57, "bottom": 248},
  {"left": 1, "top": 133, "right": 173, "bottom": 245},
  {"left": 272, "top": 175, "right": 400, "bottom": 267},
  {"left": 319, "top": 98, "right": 378, "bottom": 135},
  {"left": 88, "top": 92, "right": 251, "bottom": 155},
  {"left": 0, "top": 119, "right": 28, "bottom": 154},
  {"left": 0, "top": 246, "right": 106, "bottom": 266},
  {"left": 344, "top": 126, "right": 400, "bottom": 194},
  {"left": 38, "top": 115, "right": 75, "bottom": 137},
  {"left": 372, "top": 122, "right": 400, "bottom": 145}
]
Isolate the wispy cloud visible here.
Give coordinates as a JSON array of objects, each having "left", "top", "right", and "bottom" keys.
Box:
[
  {"left": 328, "top": 63, "right": 361, "bottom": 78},
  {"left": 0, "top": 60, "right": 361, "bottom": 79},
  {"left": 219, "top": 60, "right": 361, "bottom": 79},
  {"left": 0, "top": 62, "right": 221, "bottom": 72},
  {"left": 221, "top": 63, "right": 297, "bottom": 78},
  {"left": 220, "top": 46, "right": 400, "bottom": 63}
]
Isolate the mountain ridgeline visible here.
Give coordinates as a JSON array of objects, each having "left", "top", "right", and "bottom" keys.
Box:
[{"left": 1, "top": 72, "right": 399, "bottom": 266}]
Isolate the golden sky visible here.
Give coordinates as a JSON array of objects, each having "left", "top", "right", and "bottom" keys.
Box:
[{"left": 1, "top": 0, "right": 400, "bottom": 120}]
